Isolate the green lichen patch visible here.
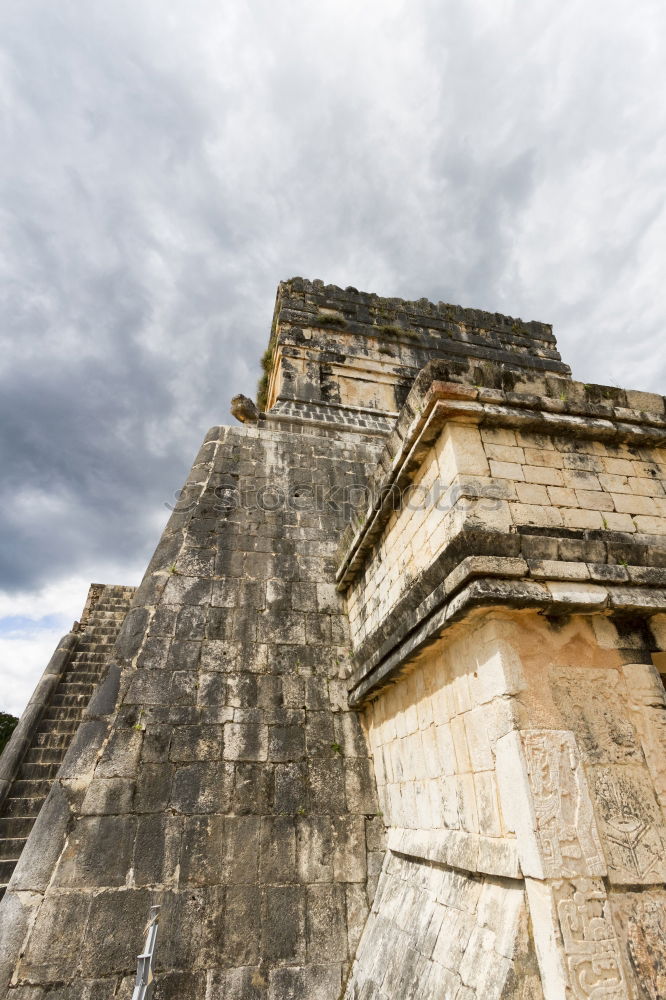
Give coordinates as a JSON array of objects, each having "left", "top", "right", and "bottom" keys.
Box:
[
  {"left": 256, "top": 345, "right": 275, "bottom": 411},
  {"left": 315, "top": 312, "right": 347, "bottom": 328}
]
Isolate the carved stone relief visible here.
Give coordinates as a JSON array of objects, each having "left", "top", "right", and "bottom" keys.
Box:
[
  {"left": 554, "top": 878, "right": 628, "bottom": 1000},
  {"left": 550, "top": 669, "right": 641, "bottom": 766},
  {"left": 523, "top": 732, "right": 605, "bottom": 879},
  {"left": 588, "top": 766, "right": 666, "bottom": 885},
  {"left": 622, "top": 664, "right": 666, "bottom": 818},
  {"left": 626, "top": 707, "right": 666, "bottom": 818}
]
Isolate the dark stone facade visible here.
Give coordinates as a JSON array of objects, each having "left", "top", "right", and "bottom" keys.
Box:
[{"left": 0, "top": 422, "right": 384, "bottom": 998}]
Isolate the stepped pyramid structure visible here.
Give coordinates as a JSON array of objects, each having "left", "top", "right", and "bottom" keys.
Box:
[
  {"left": 0, "top": 585, "right": 135, "bottom": 900},
  {"left": 1, "top": 277, "right": 666, "bottom": 999}
]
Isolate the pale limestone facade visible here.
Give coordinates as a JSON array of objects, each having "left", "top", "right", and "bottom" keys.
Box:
[{"left": 339, "top": 369, "right": 666, "bottom": 1000}]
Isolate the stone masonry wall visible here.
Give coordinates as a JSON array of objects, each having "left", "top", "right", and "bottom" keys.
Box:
[
  {"left": 0, "top": 422, "right": 385, "bottom": 1000},
  {"left": 265, "top": 278, "right": 569, "bottom": 419},
  {"left": 345, "top": 395, "right": 666, "bottom": 653},
  {"left": 345, "top": 606, "right": 666, "bottom": 999}
]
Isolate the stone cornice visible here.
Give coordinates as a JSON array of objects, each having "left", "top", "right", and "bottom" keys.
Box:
[{"left": 348, "top": 567, "right": 666, "bottom": 707}]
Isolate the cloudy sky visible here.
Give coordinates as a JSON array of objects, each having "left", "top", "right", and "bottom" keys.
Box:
[{"left": 1, "top": 0, "right": 665, "bottom": 716}]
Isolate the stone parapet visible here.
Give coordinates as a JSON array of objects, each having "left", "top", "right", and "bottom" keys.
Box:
[{"left": 262, "top": 279, "right": 570, "bottom": 420}]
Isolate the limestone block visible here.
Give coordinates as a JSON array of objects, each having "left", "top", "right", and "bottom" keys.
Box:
[
  {"left": 622, "top": 662, "right": 666, "bottom": 708},
  {"left": 626, "top": 389, "right": 665, "bottom": 414},
  {"left": 608, "top": 890, "right": 666, "bottom": 1000},
  {"left": 469, "top": 643, "right": 527, "bottom": 705},
  {"left": 496, "top": 730, "right": 606, "bottom": 880},
  {"left": 511, "top": 502, "right": 563, "bottom": 529},
  {"left": 490, "top": 459, "right": 526, "bottom": 481},
  {"left": 435, "top": 423, "right": 490, "bottom": 485},
  {"left": 544, "top": 581, "right": 607, "bottom": 607},
  {"left": 525, "top": 877, "right": 630, "bottom": 1000},
  {"left": 562, "top": 507, "right": 605, "bottom": 529},
  {"left": 464, "top": 708, "right": 493, "bottom": 771},
  {"left": 516, "top": 482, "right": 551, "bottom": 505},
  {"left": 523, "top": 465, "right": 564, "bottom": 487},
  {"left": 473, "top": 770, "right": 503, "bottom": 838},
  {"left": 587, "top": 765, "right": 666, "bottom": 885}
]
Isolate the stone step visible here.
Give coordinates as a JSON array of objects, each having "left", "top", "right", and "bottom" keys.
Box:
[
  {"left": 18, "top": 761, "right": 61, "bottom": 781},
  {"left": 42, "top": 707, "right": 82, "bottom": 722},
  {"left": 24, "top": 747, "right": 67, "bottom": 765},
  {"left": 34, "top": 732, "right": 71, "bottom": 750},
  {"left": 4, "top": 797, "right": 45, "bottom": 818},
  {"left": 35, "top": 720, "right": 79, "bottom": 736},
  {"left": 56, "top": 679, "right": 94, "bottom": 690},
  {"left": 0, "top": 817, "right": 32, "bottom": 839},
  {"left": 93, "top": 601, "right": 133, "bottom": 609},
  {"left": 62, "top": 671, "right": 100, "bottom": 684},
  {"left": 0, "top": 860, "right": 18, "bottom": 884},
  {"left": 11, "top": 779, "right": 52, "bottom": 799},
  {"left": 50, "top": 694, "right": 91, "bottom": 708},
  {"left": 57, "top": 680, "right": 95, "bottom": 694},
  {"left": 0, "top": 838, "right": 27, "bottom": 861}
]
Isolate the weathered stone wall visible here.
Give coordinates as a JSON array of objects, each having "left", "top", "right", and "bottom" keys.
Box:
[
  {"left": 0, "top": 422, "right": 384, "bottom": 999},
  {"left": 364, "top": 620, "right": 519, "bottom": 879},
  {"left": 345, "top": 605, "right": 666, "bottom": 999},
  {"left": 345, "top": 852, "right": 540, "bottom": 1000},
  {"left": 344, "top": 385, "right": 666, "bottom": 653},
  {"left": 265, "top": 278, "right": 570, "bottom": 420}
]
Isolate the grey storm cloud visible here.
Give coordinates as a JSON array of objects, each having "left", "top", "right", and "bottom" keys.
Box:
[{"left": 1, "top": 0, "right": 665, "bottom": 711}]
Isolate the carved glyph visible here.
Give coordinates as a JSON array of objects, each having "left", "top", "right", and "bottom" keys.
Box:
[
  {"left": 588, "top": 766, "right": 666, "bottom": 884},
  {"left": 554, "top": 878, "right": 628, "bottom": 1000},
  {"left": 523, "top": 732, "right": 605, "bottom": 879},
  {"left": 496, "top": 730, "right": 605, "bottom": 880}
]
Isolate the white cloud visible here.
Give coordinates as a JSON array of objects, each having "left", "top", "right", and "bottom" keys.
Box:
[{"left": 1, "top": 0, "right": 665, "bottom": 715}]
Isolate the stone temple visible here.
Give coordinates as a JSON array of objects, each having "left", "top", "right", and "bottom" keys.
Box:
[{"left": 1, "top": 277, "right": 666, "bottom": 1000}]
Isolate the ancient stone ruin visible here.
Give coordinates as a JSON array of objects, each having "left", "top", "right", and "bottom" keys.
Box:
[{"left": 1, "top": 277, "right": 666, "bottom": 999}]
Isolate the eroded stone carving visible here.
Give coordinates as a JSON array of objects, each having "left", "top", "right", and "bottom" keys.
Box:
[
  {"left": 554, "top": 878, "right": 628, "bottom": 1000},
  {"left": 550, "top": 669, "right": 641, "bottom": 766},
  {"left": 496, "top": 730, "right": 605, "bottom": 880},
  {"left": 588, "top": 766, "right": 666, "bottom": 884},
  {"left": 523, "top": 732, "right": 605, "bottom": 880},
  {"left": 622, "top": 663, "right": 666, "bottom": 817}
]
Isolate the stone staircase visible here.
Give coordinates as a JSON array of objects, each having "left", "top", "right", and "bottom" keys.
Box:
[{"left": 0, "top": 584, "right": 135, "bottom": 900}]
